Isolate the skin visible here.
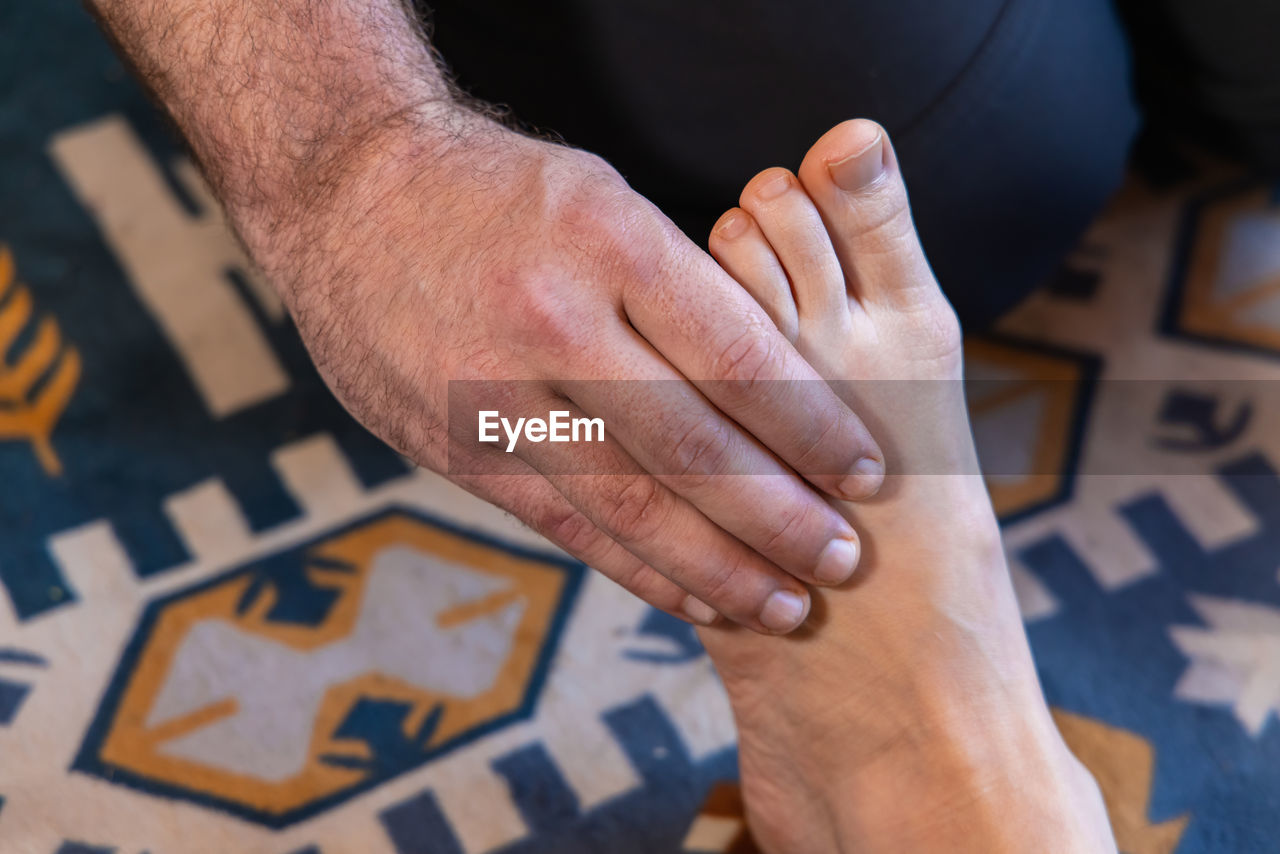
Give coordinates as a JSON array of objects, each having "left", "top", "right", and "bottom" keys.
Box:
[
  {"left": 698, "top": 119, "right": 1116, "bottom": 853},
  {"left": 83, "top": 0, "right": 892, "bottom": 633}
]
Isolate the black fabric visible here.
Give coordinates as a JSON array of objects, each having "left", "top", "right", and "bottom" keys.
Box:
[
  {"left": 1116, "top": 0, "right": 1280, "bottom": 176},
  {"left": 418, "top": 0, "right": 1144, "bottom": 326}
]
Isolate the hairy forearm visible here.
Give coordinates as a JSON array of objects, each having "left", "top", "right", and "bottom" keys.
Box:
[{"left": 85, "top": 0, "right": 471, "bottom": 214}]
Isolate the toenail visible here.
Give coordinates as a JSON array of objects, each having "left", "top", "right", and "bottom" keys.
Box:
[
  {"left": 837, "top": 456, "right": 885, "bottom": 500},
  {"left": 827, "top": 130, "right": 885, "bottom": 192},
  {"left": 814, "top": 537, "right": 859, "bottom": 585},
  {"left": 759, "top": 589, "right": 809, "bottom": 633},
  {"left": 681, "top": 595, "right": 720, "bottom": 626},
  {"left": 717, "top": 211, "right": 750, "bottom": 240},
  {"left": 756, "top": 171, "right": 793, "bottom": 201}
]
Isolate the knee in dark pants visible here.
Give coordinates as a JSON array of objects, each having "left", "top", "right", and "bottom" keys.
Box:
[{"left": 898, "top": 0, "right": 1140, "bottom": 327}]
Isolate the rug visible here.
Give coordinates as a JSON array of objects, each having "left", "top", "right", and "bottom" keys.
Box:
[{"left": 2, "top": 3, "right": 1278, "bottom": 852}]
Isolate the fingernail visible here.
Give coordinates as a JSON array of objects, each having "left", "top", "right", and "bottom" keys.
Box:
[
  {"left": 814, "top": 537, "right": 859, "bottom": 585},
  {"left": 756, "top": 170, "right": 793, "bottom": 200},
  {"left": 838, "top": 457, "right": 885, "bottom": 500},
  {"left": 759, "top": 589, "right": 809, "bottom": 633},
  {"left": 717, "top": 211, "right": 749, "bottom": 240},
  {"left": 827, "top": 129, "right": 884, "bottom": 192},
  {"left": 682, "top": 595, "right": 720, "bottom": 626}
]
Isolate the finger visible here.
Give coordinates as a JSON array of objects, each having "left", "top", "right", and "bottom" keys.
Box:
[
  {"left": 473, "top": 393, "right": 812, "bottom": 634},
  {"left": 543, "top": 470, "right": 811, "bottom": 634},
  {"left": 454, "top": 467, "right": 721, "bottom": 627},
  {"left": 558, "top": 330, "right": 862, "bottom": 590},
  {"left": 621, "top": 245, "right": 885, "bottom": 499}
]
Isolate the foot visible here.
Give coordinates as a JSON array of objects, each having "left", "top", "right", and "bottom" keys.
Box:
[{"left": 698, "top": 120, "right": 1114, "bottom": 853}]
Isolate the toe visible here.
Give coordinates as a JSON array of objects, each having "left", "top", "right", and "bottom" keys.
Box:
[
  {"left": 796, "top": 120, "right": 938, "bottom": 310},
  {"left": 709, "top": 208, "right": 800, "bottom": 343},
  {"left": 738, "top": 167, "right": 850, "bottom": 330}
]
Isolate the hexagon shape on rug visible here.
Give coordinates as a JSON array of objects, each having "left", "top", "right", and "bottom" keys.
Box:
[
  {"left": 74, "top": 507, "right": 584, "bottom": 826},
  {"left": 1163, "top": 181, "right": 1280, "bottom": 356},
  {"left": 966, "top": 336, "right": 1099, "bottom": 523}
]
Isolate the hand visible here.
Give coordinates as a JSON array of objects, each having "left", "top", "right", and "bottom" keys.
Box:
[
  {"left": 230, "top": 112, "right": 885, "bottom": 633},
  {"left": 86, "top": 0, "right": 883, "bottom": 633}
]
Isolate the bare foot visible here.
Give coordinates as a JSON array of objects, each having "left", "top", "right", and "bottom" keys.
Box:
[{"left": 698, "top": 120, "right": 1114, "bottom": 853}]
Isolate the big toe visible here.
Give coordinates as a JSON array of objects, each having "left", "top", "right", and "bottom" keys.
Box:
[{"left": 797, "top": 120, "right": 937, "bottom": 309}]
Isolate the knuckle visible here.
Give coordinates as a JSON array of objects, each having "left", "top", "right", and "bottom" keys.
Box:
[
  {"left": 667, "top": 418, "right": 733, "bottom": 483},
  {"left": 755, "top": 502, "right": 811, "bottom": 561},
  {"left": 503, "top": 272, "right": 581, "bottom": 353},
  {"left": 555, "top": 184, "right": 629, "bottom": 246},
  {"left": 789, "top": 409, "right": 847, "bottom": 473},
  {"left": 694, "top": 552, "right": 756, "bottom": 614},
  {"left": 710, "top": 323, "right": 781, "bottom": 409},
  {"left": 597, "top": 475, "right": 670, "bottom": 544},
  {"left": 548, "top": 171, "right": 661, "bottom": 264},
  {"left": 571, "top": 212, "right": 669, "bottom": 296},
  {"left": 540, "top": 505, "right": 604, "bottom": 558}
]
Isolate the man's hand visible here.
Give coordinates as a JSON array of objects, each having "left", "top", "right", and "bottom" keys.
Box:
[{"left": 87, "top": 0, "right": 885, "bottom": 633}]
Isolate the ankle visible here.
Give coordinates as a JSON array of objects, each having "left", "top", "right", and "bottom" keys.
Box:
[{"left": 826, "top": 703, "right": 1114, "bottom": 854}]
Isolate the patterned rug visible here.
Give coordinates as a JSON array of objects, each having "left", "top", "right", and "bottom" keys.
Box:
[{"left": 3, "top": 3, "right": 1279, "bottom": 852}]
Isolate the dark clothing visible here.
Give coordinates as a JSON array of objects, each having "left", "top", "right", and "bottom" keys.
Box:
[
  {"left": 420, "top": 0, "right": 1275, "bottom": 327},
  {"left": 1116, "top": 0, "right": 1280, "bottom": 176}
]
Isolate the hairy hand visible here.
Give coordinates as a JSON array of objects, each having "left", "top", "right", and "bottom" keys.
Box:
[
  {"left": 240, "top": 118, "right": 884, "bottom": 633},
  {"left": 86, "top": 0, "right": 884, "bottom": 632}
]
